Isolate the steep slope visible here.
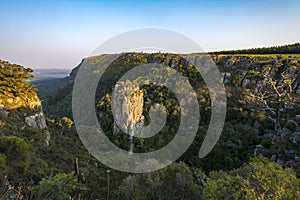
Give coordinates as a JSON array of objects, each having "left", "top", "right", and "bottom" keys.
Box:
[
  {"left": 0, "top": 61, "right": 113, "bottom": 199},
  {"left": 0, "top": 60, "right": 52, "bottom": 197},
  {"left": 36, "top": 53, "right": 300, "bottom": 174},
  {"left": 33, "top": 66, "right": 78, "bottom": 118},
  {"left": 1, "top": 54, "right": 300, "bottom": 199},
  {"left": 0, "top": 60, "right": 50, "bottom": 145}
]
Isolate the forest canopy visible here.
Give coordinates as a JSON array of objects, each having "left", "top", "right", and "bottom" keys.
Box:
[
  {"left": 214, "top": 42, "right": 300, "bottom": 54},
  {"left": 0, "top": 60, "right": 39, "bottom": 109}
]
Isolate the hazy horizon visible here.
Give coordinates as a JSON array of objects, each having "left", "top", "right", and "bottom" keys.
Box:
[
  {"left": 27, "top": 43, "right": 299, "bottom": 70},
  {"left": 1, "top": 0, "right": 299, "bottom": 69}
]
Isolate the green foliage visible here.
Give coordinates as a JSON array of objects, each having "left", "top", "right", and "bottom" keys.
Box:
[
  {"left": 0, "top": 135, "right": 31, "bottom": 174},
  {"left": 35, "top": 53, "right": 300, "bottom": 174},
  {"left": 34, "top": 120, "right": 111, "bottom": 198},
  {"left": 96, "top": 53, "right": 204, "bottom": 154},
  {"left": 203, "top": 155, "right": 300, "bottom": 200},
  {"left": 214, "top": 42, "right": 300, "bottom": 54},
  {"left": 284, "top": 120, "right": 297, "bottom": 131},
  {"left": 0, "top": 60, "right": 39, "bottom": 110},
  {"left": 33, "top": 77, "right": 70, "bottom": 117},
  {"left": 33, "top": 172, "right": 84, "bottom": 199},
  {"left": 17, "top": 53, "right": 300, "bottom": 199},
  {"left": 61, "top": 117, "right": 74, "bottom": 129},
  {"left": 0, "top": 133, "right": 49, "bottom": 186},
  {"left": 0, "top": 153, "right": 6, "bottom": 171},
  {"left": 116, "top": 162, "right": 203, "bottom": 200},
  {"left": 261, "top": 139, "right": 272, "bottom": 148},
  {"left": 247, "top": 69, "right": 263, "bottom": 78}
]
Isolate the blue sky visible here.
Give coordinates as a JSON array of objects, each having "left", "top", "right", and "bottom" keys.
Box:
[{"left": 0, "top": 0, "right": 299, "bottom": 68}]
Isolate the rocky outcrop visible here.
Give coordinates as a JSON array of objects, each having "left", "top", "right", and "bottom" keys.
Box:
[
  {"left": 214, "top": 56, "right": 300, "bottom": 172},
  {"left": 25, "top": 112, "right": 47, "bottom": 130},
  {"left": 0, "top": 106, "right": 8, "bottom": 118},
  {"left": 113, "top": 82, "right": 144, "bottom": 131},
  {"left": 23, "top": 110, "right": 50, "bottom": 146},
  {"left": 215, "top": 56, "right": 300, "bottom": 93},
  {"left": 112, "top": 81, "right": 144, "bottom": 154},
  {"left": 0, "top": 60, "right": 51, "bottom": 146},
  {"left": 0, "top": 106, "right": 50, "bottom": 146}
]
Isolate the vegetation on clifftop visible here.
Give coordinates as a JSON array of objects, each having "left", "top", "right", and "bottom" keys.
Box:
[
  {"left": 0, "top": 60, "right": 40, "bottom": 110},
  {"left": 214, "top": 42, "right": 300, "bottom": 55}
]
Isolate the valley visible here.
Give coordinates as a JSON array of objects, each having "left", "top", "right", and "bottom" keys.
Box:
[{"left": 1, "top": 46, "right": 300, "bottom": 199}]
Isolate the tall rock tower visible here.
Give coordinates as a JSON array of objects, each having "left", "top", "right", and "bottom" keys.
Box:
[{"left": 112, "top": 81, "right": 144, "bottom": 155}]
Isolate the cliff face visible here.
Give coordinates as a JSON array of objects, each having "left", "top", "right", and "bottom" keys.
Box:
[
  {"left": 113, "top": 82, "right": 144, "bottom": 130},
  {"left": 112, "top": 81, "right": 144, "bottom": 154},
  {"left": 215, "top": 56, "right": 300, "bottom": 93},
  {"left": 33, "top": 54, "right": 300, "bottom": 163},
  {"left": 0, "top": 60, "right": 50, "bottom": 146},
  {"left": 214, "top": 56, "right": 300, "bottom": 170}
]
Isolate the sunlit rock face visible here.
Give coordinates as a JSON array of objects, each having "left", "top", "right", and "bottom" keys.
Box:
[
  {"left": 0, "top": 106, "right": 50, "bottom": 146},
  {"left": 25, "top": 112, "right": 47, "bottom": 130},
  {"left": 112, "top": 81, "right": 144, "bottom": 154},
  {"left": 22, "top": 109, "right": 50, "bottom": 146}
]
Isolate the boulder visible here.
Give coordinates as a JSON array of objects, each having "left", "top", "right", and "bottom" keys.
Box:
[
  {"left": 291, "top": 132, "right": 300, "bottom": 144},
  {"left": 25, "top": 112, "right": 47, "bottom": 130},
  {"left": 0, "top": 106, "right": 9, "bottom": 119}
]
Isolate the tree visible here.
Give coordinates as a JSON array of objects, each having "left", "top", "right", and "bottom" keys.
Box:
[
  {"left": 256, "top": 76, "right": 297, "bottom": 132},
  {"left": 0, "top": 135, "right": 31, "bottom": 174},
  {"left": 60, "top": 117, "right": 74, "bottom": 135},
  {"left": 214, "top": 43, "right": 300, "bottom": 54},
  {"left": 0, "top": 60, "right": 38, "bottom": 110},
  {"left": 203, "top": 155, "right": 300, "bottom": 200},
  {"left": 115, "top": 161, "right": 204, "bottom": 200},
  {"left": 33, "top": 172, "right": 84, "bottom": 199}
]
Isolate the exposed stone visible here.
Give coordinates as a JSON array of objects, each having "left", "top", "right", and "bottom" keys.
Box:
[
  {"left": 277, "top": 159, "right": 285, "bottom": 166},
  {"left": 222, "top": 72, "right": 231, "bottom": 84},
  {"left": 254, "top": 144, "right": 263, "bottom": 157},
  {"left": 112, "top": 81, "right": 144, "bottom": 154},
  {"left": 23, "top": 112, "right": 50, "bottom": 146},
  {"left": 280, "top": 127, "right": 291, "bottom": 136},
  {"left": 0, "top": 106, "right": 9, "bottom": 119},
  {"left": 271, "top": 154, "right": 277, "bottom": 162},
  {"left": 113, "top": 82, "right": 144, "bottom": 131},
  {"left": 285, "top": 149, "right": 296, "bottom": 158},
  {"left": 291, "top": 132, "right": 300, "bottom": 144},
  {"left": 25, "top": 112, "right": 47, "bottom": 130},
  {"left": 44, "top": 130, "right": 51, "bottom": 146},
  {"left": 168, "top": 59, "right": 177, "bottom": 68},
  {"left": 262, "top": 132, "right": 275, "bottom": 140},
  {"left": 295, "top": 153, "right": 300, "bottom": 162},
  {"left": 242, "top": 78, "right": 251, "bottom": 87}
]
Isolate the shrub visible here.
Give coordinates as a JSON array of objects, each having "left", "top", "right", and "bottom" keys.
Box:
[
  {"left": 261, "top": 139, "right": 272, "bottom": 148},
  {"left": 203, "top": 155, "right": 300, "bottom": 200},
  {"left": 33, "top": 172, "right": 84, "bottom": 199},
  {"left": 0, "top": 136, "right": 31, "bottom": 174}
]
